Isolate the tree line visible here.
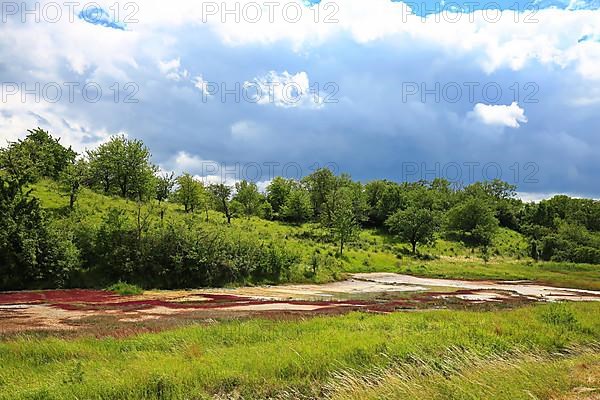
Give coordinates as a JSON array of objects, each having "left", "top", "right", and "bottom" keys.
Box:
[{"left": 1, "top": 128, "right": 599, "bottom": 290}]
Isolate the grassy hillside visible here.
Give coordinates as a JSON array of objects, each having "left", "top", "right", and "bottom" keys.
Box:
[{"left": 31, "top": 180, "right": 600, "bottom": 290}]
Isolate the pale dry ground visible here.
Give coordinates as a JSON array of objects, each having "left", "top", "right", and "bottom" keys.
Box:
[{"left": 353, "top": 273, "right": 600, "bottom": 301}]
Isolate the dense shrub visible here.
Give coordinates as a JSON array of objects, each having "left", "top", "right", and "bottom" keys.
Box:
[
  {"left": 75, "top": 212, "right": 299, "bottom": 289},
  {"left": 107, "top": 282, "right": 144, "bottom": 295},
  {"left": 0, "top": 177, "right": 80, "bottom": 290}
]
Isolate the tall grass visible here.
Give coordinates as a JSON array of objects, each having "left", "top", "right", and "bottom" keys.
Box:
[
  {"left": 326, "top": 346, "right": 600, "bottom": 400},
  {"left": 0, "top": 303, "right": 599, "bottom": 399}
]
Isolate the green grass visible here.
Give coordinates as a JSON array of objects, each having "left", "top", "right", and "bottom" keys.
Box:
[
  {"left": 31, "top": 179, "right": 600, "bottom": 290},
  {"left": 0, "top": 302, "right": 599, "bottom": 399},
  {"left": 107, "top": 282, "right": 144, "bottom": 296},
  {"left": 328, "top": 349, "right": 600, "bottom": 400}
]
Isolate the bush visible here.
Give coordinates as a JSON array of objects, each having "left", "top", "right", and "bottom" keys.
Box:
[
  {"left": 0, "top": 176, "right": 81, "bottom": 290},
  {"left": 107, "top": 282, "right": 143, "bottom": 295},
  {"left": 77, "top": 213, "right": 300, "bottom": 289}
]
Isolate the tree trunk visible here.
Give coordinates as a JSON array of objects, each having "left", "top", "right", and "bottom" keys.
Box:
[
  {"left": 222, "top": 199, "right": 231, "bottom": 224},
  {"left": 412, "top": 241, "right": 417, "bottom": 254}
]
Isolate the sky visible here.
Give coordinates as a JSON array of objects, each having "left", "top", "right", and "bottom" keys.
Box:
[{"left": 1, "top": 0, "right": 600, "bottom": 198}]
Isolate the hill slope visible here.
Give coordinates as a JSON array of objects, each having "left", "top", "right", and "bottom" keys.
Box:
[{"left": 31, "top": 180, "right": 600, "bottom": 290}]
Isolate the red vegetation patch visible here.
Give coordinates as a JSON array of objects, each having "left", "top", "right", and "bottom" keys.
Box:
[
  {"left": 49, "top": 293, "right": 370, "bottom": 312},
  {"left": 0, "top": 289, "right": 120, "bottom": 305}
]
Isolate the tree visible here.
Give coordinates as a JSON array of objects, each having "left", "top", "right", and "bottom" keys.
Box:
[
  {"left": 302, "top": 168, "right": 337, "bottom": 221},
  {"left": 329, "top": 186, "right": 360, "bottom": 256},
  {"left": 281, "top": 187, "right": 313, "bottom": 223},
  {"left": 155, "top": 172, "right": 176, "bottom": 204},
  {"left": 155, "top": 172, "right": 176, "bottom": 222},
  {"left": 0, "top": 175, "right": 79, "bottom": 289},
  {"left": 266, "top": 177, "right": 296, "bottom": 215},
  {"left": 364, "top": 180, "right": 405, "bottom": 226},
  {"left": 87, "top": 135, "right": 156, "bottom": 200},
  {"left": 173, "top": 173, "right": 203, "bottom": 213},
  {"left": 59, "top": 158, "right": 89, "bottom": 210},
  {"left": 386, "top": 207, "right": 439, "bottom": 254},
  {"left": 0, "top": 128, "right": 76, "bottom": 184},
  {"left": 86, "top": 142, "right": 113, "bottom": 194},
  {"left": 233, "top": 180, "right": 262, "bottom": 217},
  {"left": 464, "top": 180, "right": 520, "bottom": 229},
  {"left": 445, "top": 197, "right": 499, "bottom": 247},
  {"left": 209, "top": 183, "right": 234, "bottom": 224}
]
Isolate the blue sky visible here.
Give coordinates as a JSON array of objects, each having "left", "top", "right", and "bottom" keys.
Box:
[{"left": 1, "top": 0, "right": 600, "bottom": 198}]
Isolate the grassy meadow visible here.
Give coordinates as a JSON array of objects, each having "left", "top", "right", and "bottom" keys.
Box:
[{"left": 0, "top": 302, "right": 599, "bottom": 399}]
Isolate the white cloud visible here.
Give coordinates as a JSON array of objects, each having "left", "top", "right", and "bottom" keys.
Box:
[
  {"left": 470, "top": 102, "right": 528, "bottom": 128},
  {"left": 158, "top": 58, "right": 190, "bottom": 81},
  {"left": 131, "top": 0, "right": 600, "bottom": 78},
  {"left": 160, "top": 151, "right": 271, "bottom": 189},
  {"left": 0, "top": 87, "right": 112, "bottom": 152},
  {"left": 158, "top": 58, "right": 180, "bottom": 74},
  {"left": 162, "top": 151, "right": 216, "bottom": 175},
  {"left": 247, "top": 70, "right": 323, "bottom": 109},
  {"left": 192, "top": 75, "right": 210, "bottom": 94},
  {"left": 517, "top": 191, "right": 598, "bottom": 202}
]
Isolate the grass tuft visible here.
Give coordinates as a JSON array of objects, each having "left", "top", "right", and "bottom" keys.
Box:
[{"left": 107, "top": 282, "right": 143, "bottom": 296}]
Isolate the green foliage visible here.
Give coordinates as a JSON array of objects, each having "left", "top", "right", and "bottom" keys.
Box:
[
  {"left": 386, "top": 207, "right": 439, "bottom": 254},
  {"left": 106, "top": 281, "right": 143, "bottom": 295},
  {"left": 445, "top": 197, "right": 499, "bottom": 247},
  {"left": 329, "top": 186, "right": 361, "bottom": 256},
  {"left": 87, "top": 135, "right": 157, "bottom": 200},
  {"left": 281, "top": 187, "right": 313, "bottom": 223},
  {"left": 266, "top": 176, "right": 296, "bottom": 215},
  {"left": 15, "top": 179, "right": 600, "bottom": 291},
  {"left": 365, "top": 180, "right": 406, "bottom": 226},
  {"left": 0, "top": 128, "right": 76, "bottom": 184},
  {"left": 302, "top": 167, "right": 337, "bottom": 220},
  {"left": 0, "top": 176, "right": 80, "bottom": 290},
  {"left": 233, "top": 180, "right": 263, "bottom": 217},
  {"left": 155, "top": 172, "right": 175, "bottom": 204},
  {"left": 540, "top": 303, "right": 579, "bottom": 329},
  {"left": 209, "top": 183, "right": 234, "bottom": 224},
  {"left": 78, "top": 208, "right": 299, "bottom": 288},
  {"left": 172, "top": 173, "right": 204, "bottom": 213},
  {"left": 59, "top": 158, "right": 88, "bottom": 210}
]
